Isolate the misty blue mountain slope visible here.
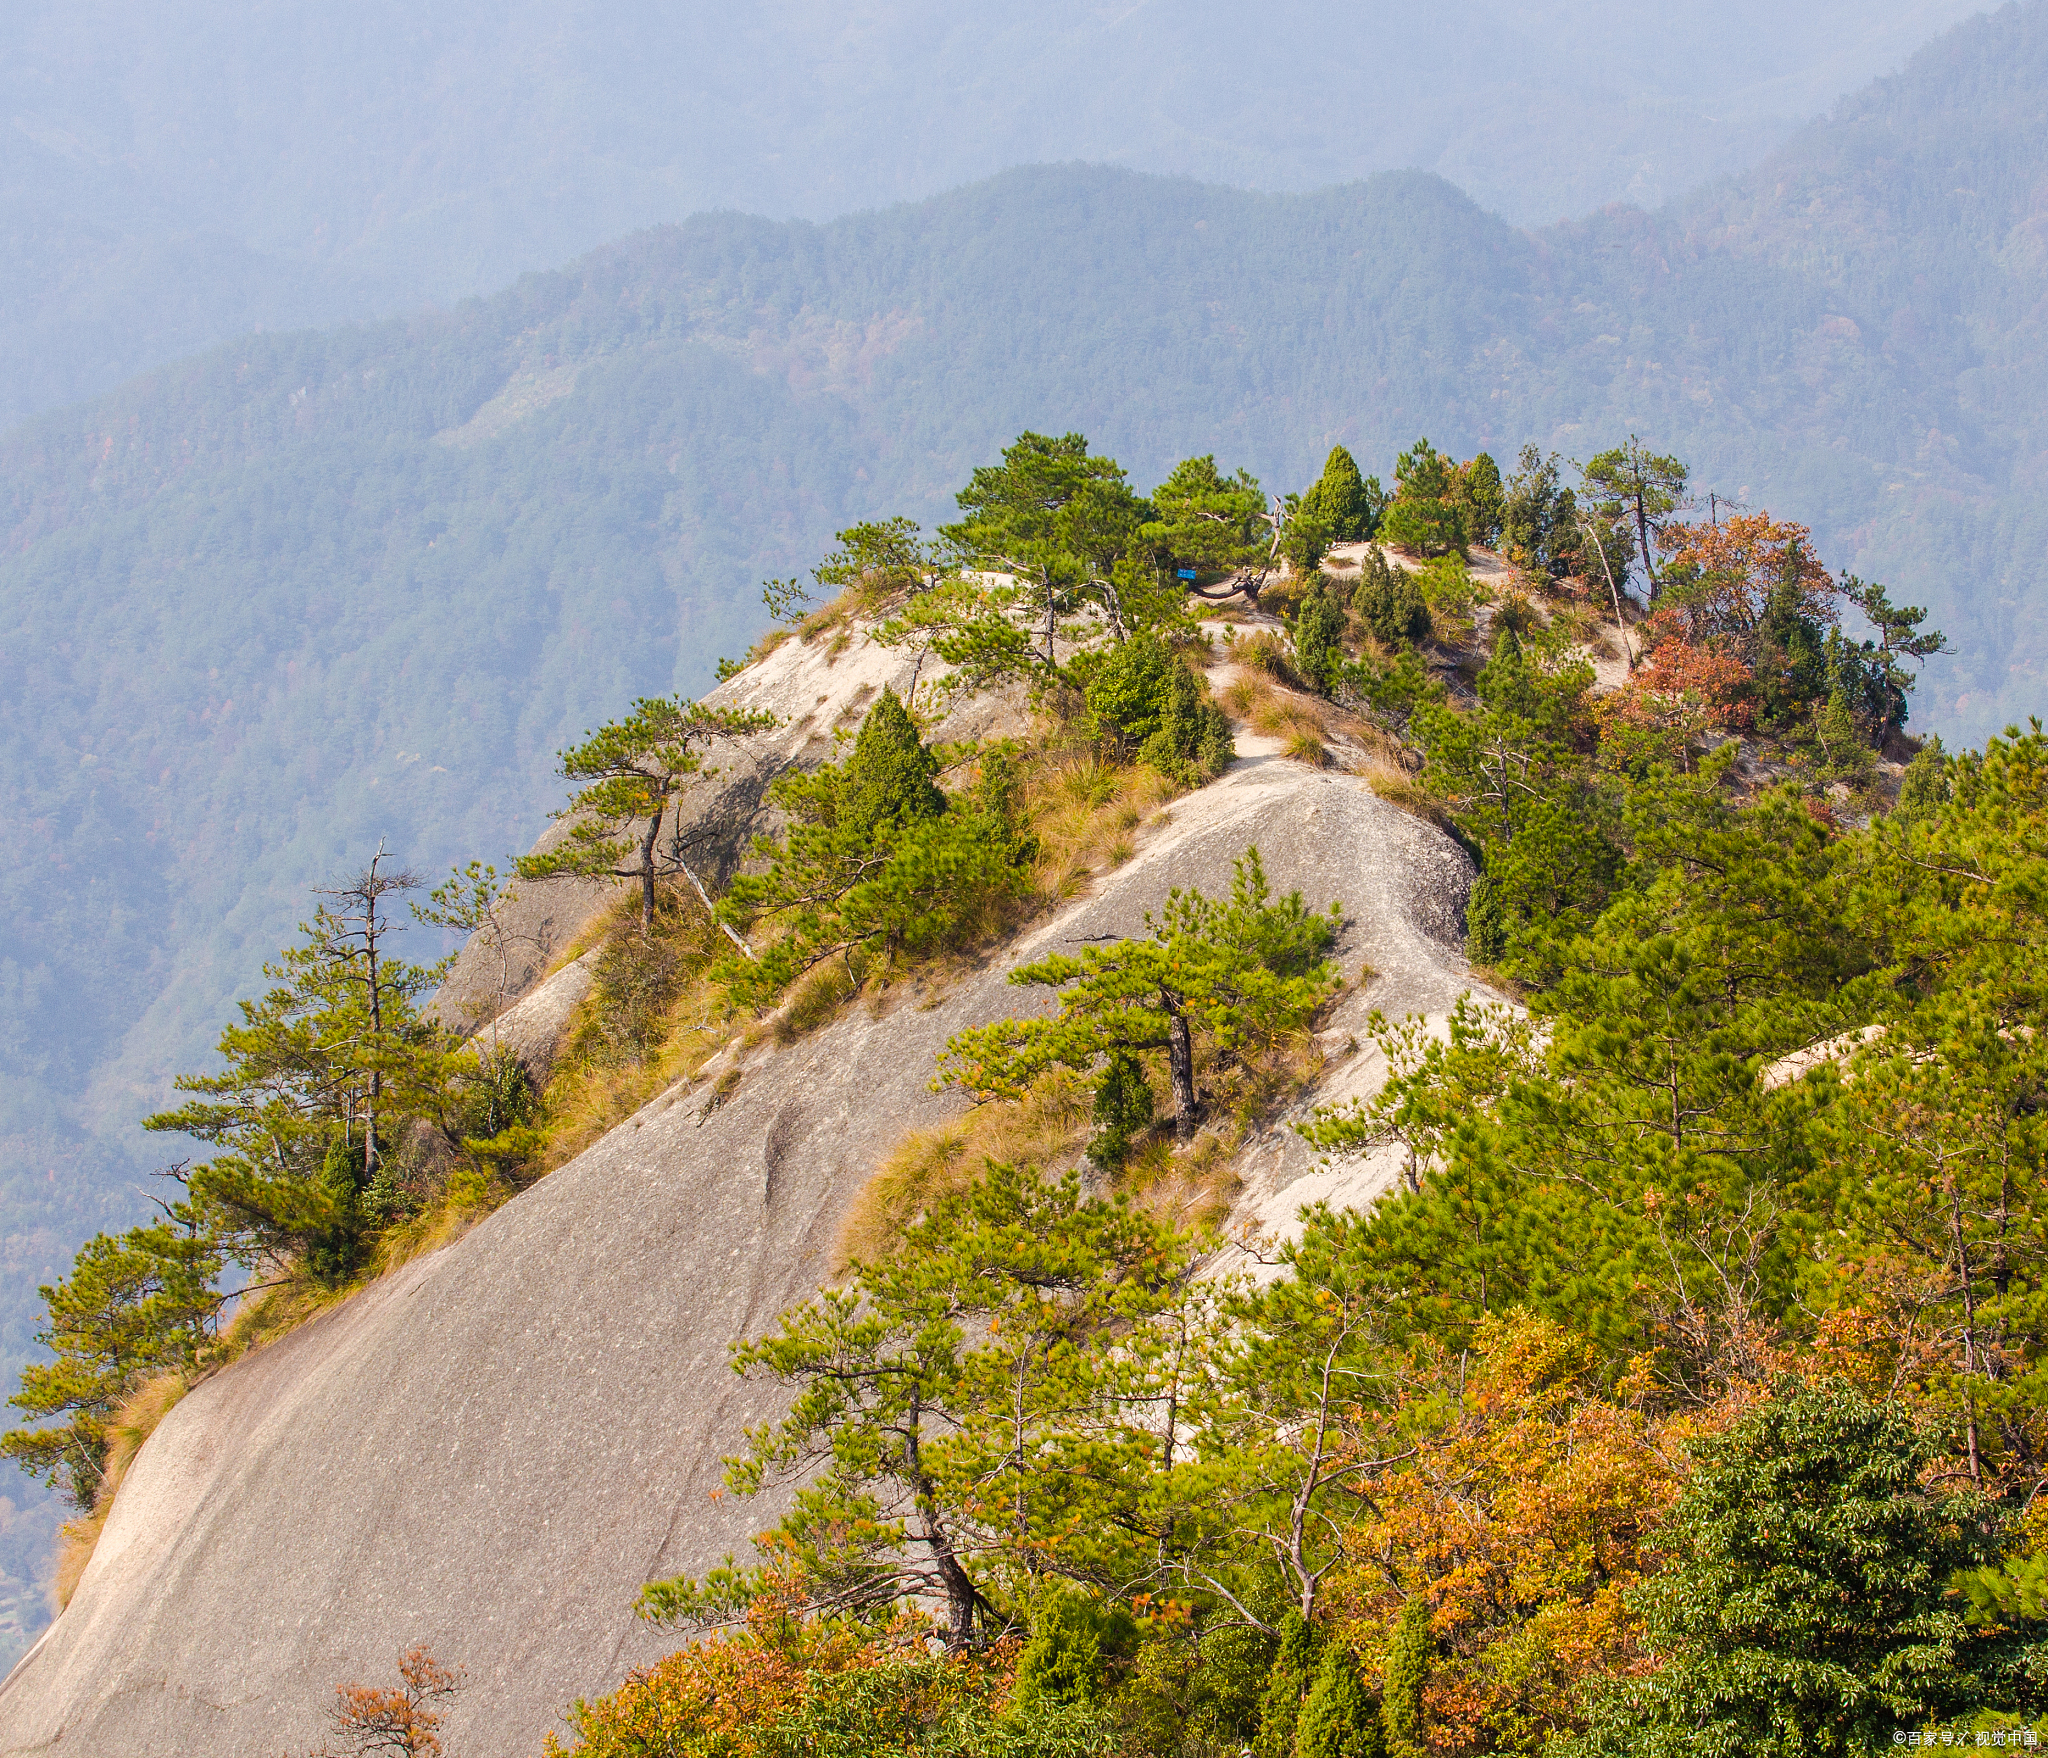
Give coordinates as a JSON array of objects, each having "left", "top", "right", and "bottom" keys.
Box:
[
  {"left": 0, "top": 0, "right": 1992, "bottom": 424},
  {"left": 0, "top": 0, "right": 2044, "bottom": 1663}
]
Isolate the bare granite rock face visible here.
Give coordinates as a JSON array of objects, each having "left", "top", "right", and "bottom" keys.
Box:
[
  {"left": 476, "top": 949, "right": 601, "bottom": 1080},
  {"left": 0, "top": 757, "right": 1481, "bottom": 1757},
  {"left": 429, "top": 622, "right": 1032, "bottom": 1037}
]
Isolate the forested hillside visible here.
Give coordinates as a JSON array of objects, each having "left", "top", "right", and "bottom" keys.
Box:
[
  {"left": 0, "top": 0, "right": 1982, "bottom": 422},
  {"left": 1, "top": 0, "right": 2046, "bottom": 1653}
]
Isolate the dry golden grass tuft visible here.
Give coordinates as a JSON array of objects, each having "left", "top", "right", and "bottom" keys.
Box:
[
  {"left": 1366, "top": 771, "right": 1449, "bottom": 825},
  {"left": 775, "top": 960, "right": 860, "bottom": 1045},
  {"left": 539, "top": 898, "right": 734, "bottom": 1167},
  {"left": 1023, "top": 754, "right": 1176, "bottom": 903},
  {"left": 369, "top": 1168, "right": 505, "bottom": 1276},
  {"left": 834, "top": 1073, "right": 1093, "bottom": 1272},
  {"left": 1120, "top": 1131, "right": 1242, "bottom": 1235},
  {"left": 1225, "top": 667, "right": 1333, "bottom": 757},
  {"left": 541, "top": 997, "right": 726, "bottom": 1170},
  {"left": 1233, "top": 630, "right": 1295, "bottom": 682},
  {"left": 1286, "top": 730, "right": 1330, "bottom": 767},
  {"left": 743, "top": 625, "right": 796, "bottom": 667}
]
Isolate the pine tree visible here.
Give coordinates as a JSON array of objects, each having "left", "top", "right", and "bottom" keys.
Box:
[
  {"left": 942, "top": 430, "right": 1147, "bottom": 658},
  {"left": 636, "top": 1162, "right": 1203, "bottom": 1649},
  {"left": 1144, "top": 454, "right": 1278, "bottom": 609},
  {"left": 1812, "top": 685, "right": 1864, "bottom": 775},
  {"left": 811, "top": 516, "right": 942, "bottom": 609},
  {"left": 838, "top": 686, "right": 944, "bottom": 834},
  {"left": 716, "top": 692, "right": 1030, "bottom": 1004},
  {"left": 517, "top": 695, "right": 778, "bottom": 936},
  {"left": 1457, "top": 452, "right": 1505, "bottom": 549},
  {"left": 941, "top": 850, "right": 1339, "bottom": 1140},
  {"left": 1297, "top": 446, "right": 1381, "bottom": 544},
  {"left": 1409, "top": 642, "right": 1618, "bottom": 970},
  {"left": 0, "top": 1206, "right": 221, "bottom": 1509},
  {"left": 144, "top": 901, "right": 451, "bottom": 1280},
  {"left": 1894, "top": 734, "right": 1949, "bottom": 822},
  {"left": 1501, "top": 445, "right": 1581, "bottom": 579},
  {"left": 1582, "top": 439, "right": 1687, "bottom": 598},
  {"left": 1378, "top": 439, "right": 1466, "bottom": 558}
]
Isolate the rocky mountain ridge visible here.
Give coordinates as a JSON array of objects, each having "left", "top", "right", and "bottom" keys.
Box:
[{"left": 0, "top": 619, "right": 1484, "bottom": 1754}]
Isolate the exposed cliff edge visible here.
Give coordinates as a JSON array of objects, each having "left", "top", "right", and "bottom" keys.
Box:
[{"left": 0, "top": 704, "right": 1481, "bottom": 1755}]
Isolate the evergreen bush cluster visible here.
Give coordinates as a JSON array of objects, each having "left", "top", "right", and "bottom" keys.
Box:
[
  {"left": 716, "top": 689, "right": 1035, "bottom": 1007},
  {"left": 1351, "top": 549, "right": 1429, "bottom": 648},
  {"left": 1075, "top": 633, "right": 1233, "bottom": 783},
  {"left": 1290, "top": 580, "right": 1349, "bottom": 694}
]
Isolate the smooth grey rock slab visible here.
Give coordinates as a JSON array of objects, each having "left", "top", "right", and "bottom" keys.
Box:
[{"left": 0, "top": 759, "right": 1476, "bottom": 1757}]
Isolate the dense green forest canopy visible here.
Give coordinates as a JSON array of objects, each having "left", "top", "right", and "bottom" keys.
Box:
[{"left": 3, "top": 0, "right": 2048, "bottom": 1652}]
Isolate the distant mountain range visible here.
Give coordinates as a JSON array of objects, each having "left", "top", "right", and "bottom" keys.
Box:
[
  {"left": 0, "top": 0, "right": 1992, "bottom": 424},
  {"left": 0, "top": 0, "right": 2044, "bottom": 1653}
]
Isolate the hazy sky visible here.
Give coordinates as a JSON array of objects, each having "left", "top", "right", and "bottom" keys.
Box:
[{"left": 0, "top": 1, "right": 1996, "bottom": 386}]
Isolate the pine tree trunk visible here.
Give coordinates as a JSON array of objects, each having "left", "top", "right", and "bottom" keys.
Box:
[
  {"left": 1166, "top": 1002, "right": 1197, "bottom": 1143},
  {"left": 364, "top": 896, "right": 382, "bottom": 1181},
  {"left": 637, "top": 806, "right": 662, "bottom": 936},
  {"left": 905, "top": 1406, "right": 979, "bottom": 1650}
]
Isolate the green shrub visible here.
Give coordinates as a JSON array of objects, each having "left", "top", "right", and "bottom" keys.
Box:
[
  {"left": 839, "top": 686, "right": 946, "bottom": 833},
  {"left": 1080, "top": 631, "right": 1180, "bottom": 755},
  {"left": 1253, "top": 1611, "right": 1321, "bottom": 1758},
  {"left": 1895, "top": 735, "right": 1950, "bottom": 822},
  {"left": 1087, "top": 1051, "right": 1155, "bottom": 1172},
  {"left": 589, "top": 926, "right": 691, "bottom": 1067},
  {"left": 1565, "top": 1382, "right": 2003, "bottom": 1757},
  {"left": 453, "top": 1045, "right": 545, "bottom": 1188},
  {"left": 1414, "top": 555, "right": 1480, "bottom": 621},
  {"left": 1379, "top": 1599, "right": 1429, "bottom": 1758},
  {"left": 1137, "top": 662, "right": 1234, "bottom": 784},
  {"left": 1012, "top": 1590, "right": 1139, "bottom": 1715},
  {"left": 1293, "top": 1646, "right": 1384, "bottom": 1758},
  {"left": 1463, "top": 873, "right": 1507, "bottom": 964},
  {"left": 1073, "top": 633, "right": 1230, "bottom": 782}
]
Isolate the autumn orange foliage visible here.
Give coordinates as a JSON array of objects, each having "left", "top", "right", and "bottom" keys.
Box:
[
  {"left": 545, "top": 1600, "right": 1019, "bottom": 1758},
  {"left": 1626, "top": 617, "right": 1756, "bottom": 731},
  {"left": 1605, "top": 514, "right": 1847, "bottom": 740},
  {"left": 317, "top": 1644, "right": 465, "bottom": 1757},
  {"left": 1328, "top": 1314, "right": 1729, "bottom": 1757},
  {"left": 1656, "top": 513, "right": 1835, "bottom": 638}
]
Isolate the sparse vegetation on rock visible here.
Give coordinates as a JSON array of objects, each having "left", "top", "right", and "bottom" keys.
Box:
[{"left": 13, "top": 421, "right": 2034, "bottom": 1758}]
